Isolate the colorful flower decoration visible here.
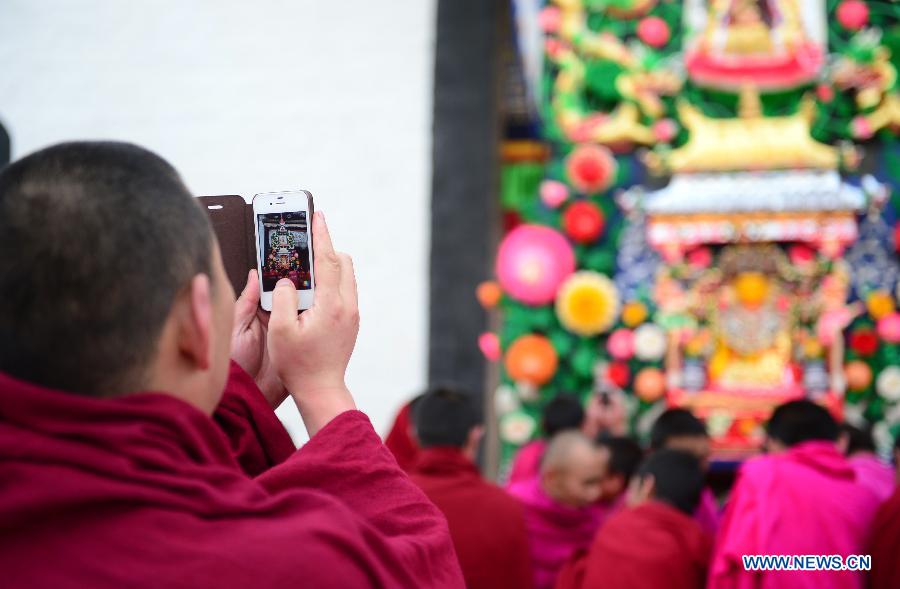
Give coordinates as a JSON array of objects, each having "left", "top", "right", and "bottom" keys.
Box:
[
  {"left": 504, "top": 334, "right": 559, "bottom": 386},
  {"left": 634, "top": 323, "right": 667, "bottom": 361},
  {"left": 621, "top": 300, "right": 649, "bottom": 327},
  {"left": 540, "top": 179, "right": 570, "bottom": 209},
  {"left": 637, "top": 16, "right": 670, "bottom": 48},
  {"left": 494, "top": 385, "right": 520, "bottom": 416},
  {"left": 478, "top": 332, "right": 501, "bottom": 362},
  {"left": 652, "top": 119, "right": 678, "bottom": 143},
  {"left": 556, "top": 271, "right": 621, "bottom": 336},
  {"left": 851, "top": 116, "right": 874, "bottom": 140},
  {"left": 849, "top": 329, "right": 879, "bottom": 357},
  {"left": 876, "top": 366, "right": 900, "bottom": 402},
  {"left": 606, "top": 362, "right": 631, "bottom": 388},
  {"left": 496, "top": 225, "right": 576, "bottom": 305},
  {"left": 476, "top": 280, "right": 502, "bottom": 309},
  {"left": 607, "top": 328, "right": 636, "bottom": 361},
  {"left": 845, "top": 360, "right": 874, "bottom": 392},
  {"left": 686, "top": 247, "right": 712, "bottom": 270},
  {"left": 877, "top": 312, "right": 900, "bottom": 344},
  {"left": 562, "top": 201, "right": 605, "bottom": 243},
  {"left": 788, "top": 244, "right": 816, "bottom": 268},
  {"left": 837, "top": 0, "right": 869, "bottom": 31},
  {"left": 866, "top": 290, "right": 895, "bottom": 320},
  {"left": 634, "top": 367, "right": 666, "bottom": 402},
  {"left": 500, "top": 411, "right": 536, "bottom": 445},
  {"left": 815, "top": 84, "right": 835, "bottom": 103},
  {"left": 565, "top": 144, "right": 617, "bottom": 194},
  {"left": 538, "top": 5, "right": 561, "bottom": 33}
]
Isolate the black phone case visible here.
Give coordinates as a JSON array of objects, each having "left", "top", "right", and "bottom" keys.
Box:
[{"left": 199, "top": 192, "right": 315, "bottom": 296}]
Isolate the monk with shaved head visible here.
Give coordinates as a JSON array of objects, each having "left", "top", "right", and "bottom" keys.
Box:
[{"left": 508, "top": 431, "right": 607, "bottom": 589}]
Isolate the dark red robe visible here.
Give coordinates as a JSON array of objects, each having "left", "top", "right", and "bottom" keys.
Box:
[
  {"left": 409, "top": 447, "right": 534, "bottom": 589},
  {"left": 0, "top": 363, "right": 464, "bottom": 588},
  {"left": 556, "top": 500, "right": 711, "bottom": 589},
  {"left": 869, "top": 487, "right": 900, "bottom": 589},
  {"left": 384, "top": 400, "right": 421, "bottom": 471}
]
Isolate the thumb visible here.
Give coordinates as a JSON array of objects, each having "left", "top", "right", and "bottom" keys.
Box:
[
  {"left": 234, "top": 269, "right": 260, "bottom": 328},
  {"left": 270, "top": 278, "right": 299, "bottom": 330}
]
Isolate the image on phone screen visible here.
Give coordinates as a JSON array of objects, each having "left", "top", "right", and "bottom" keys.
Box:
[{"left": 257, "top": 211, "right": 312, "bottom": 292}]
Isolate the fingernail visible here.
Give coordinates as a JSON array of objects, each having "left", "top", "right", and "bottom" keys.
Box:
[
  {"left": 276, "top": 278, "right": 294, "bottom": 289},
  {"left": 317, "top": 211, "right": 325, "bottom": 223}
]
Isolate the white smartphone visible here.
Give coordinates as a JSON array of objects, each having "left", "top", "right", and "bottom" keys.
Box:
[{"left": 252, "top": 190, "right": 315, "bottom": 311}]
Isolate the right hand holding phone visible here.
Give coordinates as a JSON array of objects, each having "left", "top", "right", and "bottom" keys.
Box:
[{"left": 268, "top": 211, "right": 359, "bottom": 436}]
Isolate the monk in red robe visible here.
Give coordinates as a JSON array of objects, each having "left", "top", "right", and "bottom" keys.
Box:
[
  {"left": 556, "top": 449, "right": 712, "bottom": 589},
  {"left": 384, "top": 397, "right": 422, "bottom": 471},
  {"left": 408, "top": 387, "right": 533, "bottom": 589},
  {"left": 509, "top": 431, "right": 607, "bottom": 589},
  {"left": 0, "top": 142, "right": 463, "bottom": 588},
  {"left": 709, "top": 400, "right": 881, "bottom": 589},
  {"left": 869, "top": 436, "right": 900, "bottom": 589},
  {"left": 650, "top": 408, "right": 720, "bottom": 534},
  {"left": 507, "top": 393, "right": 586, "bottom": 485}
]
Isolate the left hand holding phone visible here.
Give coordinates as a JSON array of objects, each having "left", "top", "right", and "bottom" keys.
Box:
[
  {"left": 268, "top": 211, "right": 359, "bottom": 436},
  {"left": 231, "top": 268, "right": 288, "bottom": 409}
]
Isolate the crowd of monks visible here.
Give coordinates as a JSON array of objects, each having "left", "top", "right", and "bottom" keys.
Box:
[
  {"left": 390, "top": 390, "right": 900, "bottom": 589},
  {"left": 0, "top": 141, "right": 899, "bottom": 589}
]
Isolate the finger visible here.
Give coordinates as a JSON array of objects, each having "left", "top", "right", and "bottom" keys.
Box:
[
  {"left": 270, "top": 278, "right": 299, "bottom": 331},
  {"left": 234, "top": 269, "right": 260, "bottom": 329},
  {"left": 336, "top": 252, "right": 358, "bottom": 310},
  {"left": 311, "top": 211, "right": 341, "bottom": 296}
]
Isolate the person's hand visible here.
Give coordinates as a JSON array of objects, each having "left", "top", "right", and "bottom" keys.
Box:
[
  {"left": 230, "top": 269, "right": 288, "bottom": 409},
  {"left": 268, "top": 211, "right": 359, "bottom": 435}
]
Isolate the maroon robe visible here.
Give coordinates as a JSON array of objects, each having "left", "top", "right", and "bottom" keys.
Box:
[
  {"left": 409, "top": 447, "right": 534, "bottom": 589},
  {"left": 0, "top": 363, "right": 464, "bottom": 588},
  {"left": 869, "top": 488, "right": 900, "bottom": 589},
  {"left": 556, "top": 501, "right": 711, "bottom": 589},
  {"left": 384, "top": 400, "right": 421, "bottom": 471}
]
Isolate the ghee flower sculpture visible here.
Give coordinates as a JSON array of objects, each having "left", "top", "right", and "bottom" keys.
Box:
[
  {"left": 496, "top": 224, "right": 576, "bottom": 305},
  {"left": 556, "top": 271, "right": 620, "bottom": 336},
  {"left": 867, "top": 290, "right": 895, "bottom": 320},
  {"left": 634, "top": 323, "right": 667, "bottom": 361},
  {"left": 565, "top": 144, "right": 617, "bottom": 194},
  {"left": 876, "top": 366, "right": 900, "bottom": 402},
  {"left": 500, "top": 411, "right": 536, "bottom": 445},
  {"left": 621, "top": 300, "right": 649, "bottom": 327}
]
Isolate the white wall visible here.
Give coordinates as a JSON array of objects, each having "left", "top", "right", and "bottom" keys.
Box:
[{"left": 0, "top": 0, "right": 436, "bottom": 443}]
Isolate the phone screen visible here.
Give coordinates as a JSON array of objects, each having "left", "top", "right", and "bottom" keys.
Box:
[{"left": 256, "top": 211, "right": 312, "bottom": 292}]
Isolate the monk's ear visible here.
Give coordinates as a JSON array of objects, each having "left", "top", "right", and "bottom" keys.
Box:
[
  {"left": 175, "top": 274, "right": 213, "bottom": 371},
  {"left": 626, "top": 474, "right": 654, "bottom": 507},
  {"left": 640, "top": 474, "right": 656, "bottom": 500},
  {"left": 467, "top": 425, "right": 484, "bottom": 448}
]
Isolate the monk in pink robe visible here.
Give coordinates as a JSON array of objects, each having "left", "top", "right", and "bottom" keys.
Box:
[
  {"left": 838, "top": 423, "right": 895, "bottom": 501},
  {"left": 508, "top": 431, "right": 607, "bottom": 589},
  {"left": 709, "top": 401, "right": 881, "bottom": 589},
  {"left": 507, "top": 394, "right": 585, "bottom": 485},
  {"left": 0, "top": 142, "right": 463, "bottom": 588}
]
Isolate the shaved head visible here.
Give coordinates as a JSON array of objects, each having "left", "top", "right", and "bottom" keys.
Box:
[
  {"left": 540, "top": 431, "right": 607, "bottom": 508},
  {"left": 541, "top": 431, "right": 597, "bottom": 474}
]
